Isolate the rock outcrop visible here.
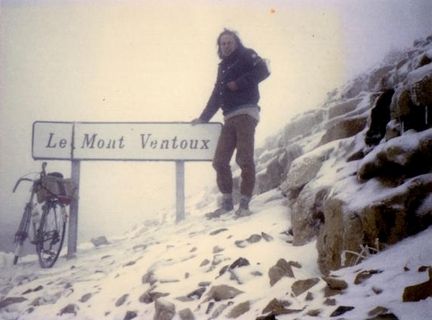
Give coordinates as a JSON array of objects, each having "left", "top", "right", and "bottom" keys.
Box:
[{"left": 247, "top": 33, "right": 432, "bottom": 274}]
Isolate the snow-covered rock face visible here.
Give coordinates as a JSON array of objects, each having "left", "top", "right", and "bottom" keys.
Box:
[{"left": 252, "top": 33, "right": 432, "bottom": 274}]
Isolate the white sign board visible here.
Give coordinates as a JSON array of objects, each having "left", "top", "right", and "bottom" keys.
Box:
[{"left": 32, "top": 121, "right": 222, "bottom": 161}]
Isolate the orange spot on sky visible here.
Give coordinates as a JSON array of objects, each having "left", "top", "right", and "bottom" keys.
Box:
[{"left": 270, "top": 8, "right": 276, "bottom": 14}]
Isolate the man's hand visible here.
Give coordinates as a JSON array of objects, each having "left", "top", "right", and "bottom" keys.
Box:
[
  {"left": 227, "top": 81, "right": 239, "bottom": 91},
  {"left": 191, "top": 118, "right": 205, "bottom": 125}
]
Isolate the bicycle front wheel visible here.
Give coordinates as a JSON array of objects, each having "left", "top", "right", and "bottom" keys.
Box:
[{"left": 36, "top": 203, "right": 66, "bottom": 268}]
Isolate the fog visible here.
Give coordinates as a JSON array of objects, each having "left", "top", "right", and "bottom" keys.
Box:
[{"left": 1, "top": 0, "right": 431, "bottom": 252}]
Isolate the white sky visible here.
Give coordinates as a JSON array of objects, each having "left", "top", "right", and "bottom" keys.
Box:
[{"left": 0, "top": 0, "right": 431, "bottom": 244}]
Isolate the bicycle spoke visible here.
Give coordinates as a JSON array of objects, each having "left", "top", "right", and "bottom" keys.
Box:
[{"left": 36, "top": 203, "right": 66, "bottom": 268}]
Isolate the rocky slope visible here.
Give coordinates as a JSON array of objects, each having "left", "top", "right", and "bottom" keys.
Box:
[
  {"left": 0, "top": 190, "right": 431, "bottom": 320},
  {"left": 253, "top": 33, "right": 432, "bottom": 275}
]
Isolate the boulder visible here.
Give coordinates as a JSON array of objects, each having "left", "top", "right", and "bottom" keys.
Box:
[
  {"left": 204, "top": 285, "right": 243, "bottom": 302},
  {"left": 291, "top": 278, "right": 320, "bottom": 296},
  {"left": 317, "top": 174, "right": 432, "bottom": 274},
  {"left": 358, "top": 129, "right": 432, "bottom": 181},
  {"left": 291, "top": 185, "right": 330, "bottom": 245},
  {"left": 319, "top": 115, "right": 368, "bottom": 146},
  {"left": 154, "top": 299, "right": 175, "bottom": 320},
  {"left": 280, "top": 144, "right": 334, "bottom": 196},
  {"left": 402, "top": 267, "right": 432, "bottom": 302},
  {"left": 327, "top": 97, "right": 364, "bottom": 119},
  {"left": 268, "top": 259, "right": 295, "bottom": 286}
]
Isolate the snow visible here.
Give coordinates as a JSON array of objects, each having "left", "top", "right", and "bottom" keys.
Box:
[{"left": 0, "top": 188, "right": 431, "bottom": 320}]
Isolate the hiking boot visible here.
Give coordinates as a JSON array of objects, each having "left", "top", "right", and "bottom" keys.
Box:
[
  {"left": 235, "top": 195, "right": 252, "bottom": 218},
  {"left": 205, "top": 194, "right": 233, "bottom": 219}
]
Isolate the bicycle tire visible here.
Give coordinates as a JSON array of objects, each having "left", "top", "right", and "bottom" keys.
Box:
[
  {"left": 36, "top": 203, "right": 66, "bottom": 268},
  {"left": 13, "top": 205, "right": 32, "bottom": 265}
]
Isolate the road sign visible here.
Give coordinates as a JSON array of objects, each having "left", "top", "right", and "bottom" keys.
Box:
[
  {"left": 32, "top": 121, "right": 222, "bottom": 258},
  {"left": 32, "top": 121, "right": 221, "bottom": 161}
]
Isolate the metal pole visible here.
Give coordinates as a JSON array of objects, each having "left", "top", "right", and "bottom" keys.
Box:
[
  {"left": 176, "top": 160, "right": 185, "bottom": 223},
  {"left": 67, "top": 160, "right": 80, "bottom": 258}
]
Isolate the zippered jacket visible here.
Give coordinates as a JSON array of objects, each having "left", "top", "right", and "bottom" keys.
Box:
[{"left": 199, "top": 47, "right": 270, "bottom": 122}]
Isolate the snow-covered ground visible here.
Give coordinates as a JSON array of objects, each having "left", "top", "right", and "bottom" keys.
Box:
[{"left": 1, "top": 188, "right": 431, "bottom": 319}]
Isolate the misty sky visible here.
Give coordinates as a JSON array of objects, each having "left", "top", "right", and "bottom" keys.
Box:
[{"left": 1, "top": 0, "right": 431, "bottom": 248}]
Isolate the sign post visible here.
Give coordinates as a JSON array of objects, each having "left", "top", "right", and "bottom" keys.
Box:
[
  {"left": 32, "top": 121, "right": 221, "bottom": 257},
  {"left": 175, "top": 160, "right": 185, "bottom": 223}
]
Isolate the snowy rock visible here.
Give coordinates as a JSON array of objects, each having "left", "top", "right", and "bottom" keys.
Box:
[
  {"left": 354, "top": 269, "right": 383, "bottom": 285},
  {"left": 327, "top": 97, "right": 364, "bottom": 119},
  {"left": 0, "top": 297, "right": 27, "bottom": 310},
  {"left": 204, "top": 285, "right": 243, "bottom": 302},
  {"left": 280, "top": 144, "right": 334, "bottom": 196},
  {"left": 402, "top": 267, "right": 432, "bottom": 302},
  {"left": 322, "top": 276, "right": 348, "bottom": 291},
  {"left": 123, "top": 311, "right": 138, "bottom": 320},
  {"left": 153, "top": 298, "right": 175, "bottom": 320},
  {"left": 291, "top": 184, "right": 330, "bottom": 245},
  {"left": 226, "top": 301, "right": 250, "bottom": 318},
  {"left": 178, "top": 308, "right": 195, "bottom": 320},
  {"left": 58, "top": 303, "right": 79, "bottom": 316},
  {"left": 319, "top": 115, "right": 368, "bottom": 146},
  {"left": 291, "top": 278, "right": 320, "bottom": 296},
  {"left": 91, "top": 236, "right": 109, "bottom": 247},
  {"left": 329, "top": 305, "right": 355, "bottom": 317},
  {"left": 268, "top": 258, "right": 295, "bottom": 286}
]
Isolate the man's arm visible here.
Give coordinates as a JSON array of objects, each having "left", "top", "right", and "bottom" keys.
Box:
[
  {"left": 195, "top": 84, "right": 220, "bottom": 122},
  {"left": 234, "top": 49, "right": 270, "bottom": 89}
]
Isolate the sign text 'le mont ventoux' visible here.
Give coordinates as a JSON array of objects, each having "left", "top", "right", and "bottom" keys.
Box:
[{"left": 32, "top": 122, "right": 222, "bottom": 161}]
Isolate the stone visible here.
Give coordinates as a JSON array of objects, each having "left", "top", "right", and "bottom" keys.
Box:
[
  {"left": 319, "top": 115, "right": 368, "bottom": 146},
  {"left": 213, "top": 246, "right": 224, "bottom": 253},
  {"left": 261, "top": 232, "right": 274, "bottom": 242},
  {"left": 291, "top": 278, "right": 320, "bottom": 296},
  {"left": 0, "top": 297, "right": 27, "bottom": 309},
  {"left": 142, "top": 271, "right": 158, "bottom": 285},
  {"left": 59, "top": 303, "right": 79, "bottom": 316},
  {"left": 330, "top": 305, "right": 355, "bottom": 317},
  {"left": 139, "top": 289, "right": 169, "bottom": 304},
  {"left": 91, "top": 235, "right": 109, "bottom": 247},
  {"left": 323, "top": 276, "right": 348, "bottom": 290},
  {"left": 204, "top": 285, "right": 243, "bottom": 302},
  {"left": 328, "top": 97, "right": 363, "bottom": 119},
  {"left": 230, "top": 257, "right": 250, "bottom": 269},
  {"left": 368, "top": 306, "right": 389, "bottom": 317},
  {"left": 261, "top": 298, "right": 293, "bottom": 315},
  {"left": 268, "top": 259, "right": 295, "bottom": 286},
  {"left": 124, "top": 311, "right": 137, "bottom": 320},
  {"left": 367, "top": 313, "right": 399, "bottom": 320},
  {"left": 291, "top": 185, "right": 330, "bottom": 245},
  {"left": 154, "top": 298, "right": 175, "bottom": 320},
  {"left": 200, "top": 259, "right": 210, "bottom": 267},
  {"left": 209, "top": 228, "right": 228, "bottom": 236},
  {"left": 178, "top": 308, "right": 195, "bottom": 320},
  {"left": 115, "top": 294, "right": 129, "bottom": 307},
  {"left": 246, "top": 234, "right": 262, "bottom": 243},
  {"left": 402, "top": 267, "right": 432, "bottom": 302},
  {"left": 79, "top": 293, "right": 92, "bottom": 303},
  {"left": 354, "top": 270, "right": 383, "bottom": 285},
  {"left": 227, "top": 301, "right": 250, "bottom": 318}
]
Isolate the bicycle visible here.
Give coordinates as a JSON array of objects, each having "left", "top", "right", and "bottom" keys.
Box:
[{"left": 12, "top": 162, "right": 75, "bottom": 268}]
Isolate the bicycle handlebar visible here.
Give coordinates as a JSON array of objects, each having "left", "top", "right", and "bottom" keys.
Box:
[
  {"left": 13, "top": 161, "right": 48, "bottom": 192},
  {"left": 12, "top": 178, "right": 34, "bottom": 193}
]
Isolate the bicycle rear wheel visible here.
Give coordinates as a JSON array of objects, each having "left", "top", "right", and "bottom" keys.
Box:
[{"left": 36, "top": 203, "right": 66, "bottom": 268}]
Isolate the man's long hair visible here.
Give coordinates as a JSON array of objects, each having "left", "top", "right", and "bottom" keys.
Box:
[{"left": 217, "top": 29, "right": 245, "bottom": 59}]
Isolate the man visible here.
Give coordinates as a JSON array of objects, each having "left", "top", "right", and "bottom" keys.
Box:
[{"left": 192, "top": 29, "right": 270, "bottom": 218}]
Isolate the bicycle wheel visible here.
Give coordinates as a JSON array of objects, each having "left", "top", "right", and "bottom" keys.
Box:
[
  {"left": 36, "top": 203, "right": 66, "bottom": 268},
  {"left": 13, "top": 205, "right": 32, "bottom": 265}
]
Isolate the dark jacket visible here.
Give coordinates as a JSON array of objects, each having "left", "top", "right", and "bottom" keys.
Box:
[{"left": 199, "top": 47, "right": 270, "bottom": 122}]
